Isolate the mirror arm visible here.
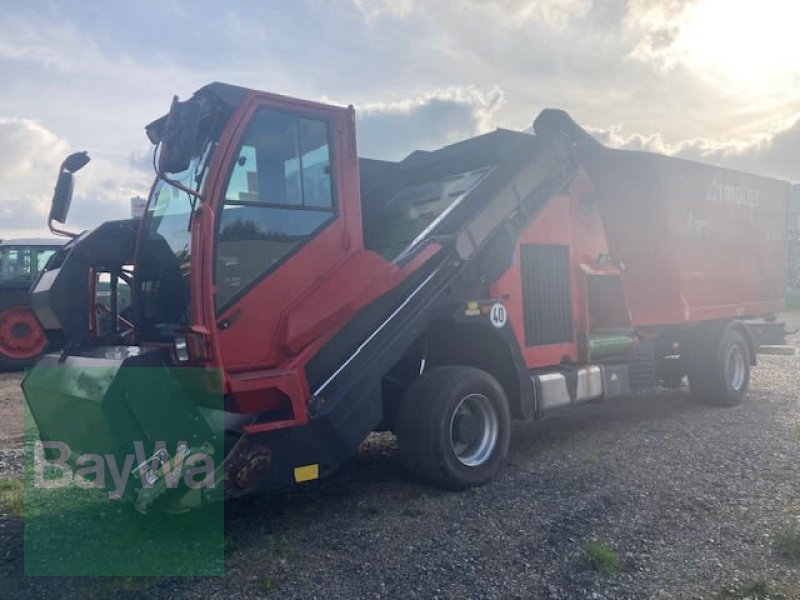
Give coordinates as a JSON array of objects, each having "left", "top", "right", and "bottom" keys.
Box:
[
  {"left": 48, "top": 216, "right": 79, "bottom": 238},
  {"left": 157, "top": 173, "right": 205, "bottom": 201},
  {"left": 155, "top": 142, "right": 205, "bottom": 201}
]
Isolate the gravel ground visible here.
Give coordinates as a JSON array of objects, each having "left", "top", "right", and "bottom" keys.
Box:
[
  {"left": 0, "top": 370, "right": 24, "bottom": 450},
  {"left": 1, "top": 321, "right": 799, "bottom": 599}
]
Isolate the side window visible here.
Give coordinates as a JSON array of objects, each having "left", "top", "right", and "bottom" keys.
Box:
[
  {"left": 0, "top": 249, "right": 16, "bottom": 280},
  {"left": 216, "top": 109, "right": 336, "bottom": 309},
  {"left": 0, "top": 248, "right": 32, "bottom": 280},
  {"left": 35, "top": 249, "right": 56, "bottom": 274}
]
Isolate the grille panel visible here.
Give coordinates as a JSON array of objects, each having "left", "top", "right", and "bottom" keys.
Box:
[{"left": 521, "top": 244, "right": 573, "bottom": 346}]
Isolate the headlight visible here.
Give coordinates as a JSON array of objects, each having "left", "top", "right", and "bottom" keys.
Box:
[{"left": 174, "top": 336, "right": 190, "bottom": 362}]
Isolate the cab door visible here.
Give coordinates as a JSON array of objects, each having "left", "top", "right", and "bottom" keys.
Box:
[{"left": 210, "top": 99, "right": 352, "bottom": 371}]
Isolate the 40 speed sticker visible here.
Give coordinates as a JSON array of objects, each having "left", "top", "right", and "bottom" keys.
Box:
[{"left": 489, "top": 303, "right": 507, "bottom": 328}]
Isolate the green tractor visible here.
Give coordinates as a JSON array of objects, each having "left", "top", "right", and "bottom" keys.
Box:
[{"left": 0, "top": 238, "right": 65, "bottom": 369}]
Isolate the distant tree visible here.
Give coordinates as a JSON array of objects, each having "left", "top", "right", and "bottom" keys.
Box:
[{"left": 221, "top": 219, "right": 295, "bottom": 242}]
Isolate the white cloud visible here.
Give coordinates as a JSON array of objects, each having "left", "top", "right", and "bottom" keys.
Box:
[
  {"left": 0, "top": 119, "right": 69, "bottom": 237},
  {"left": 464, "top": 0, "right": 593, "bottom": 32},
  {"left": 359, "top": 86, "right": 505, "bottom": 131},
  {"left": 354, "top": 86, "right": 506, "bottom": 159},
  {"left": 590, "top": 114, "right": 800, "bottom": 182},
  {"left": 1, "top": 0, "right": 798, "bottom": 242},
  {"left": 0, "top": 115, "right": 152, "bottom": 239},
  {"left": 622, "top": 0, "right": 695, "bottom": 71},
  {"left": 623, "top": 0, "right": 800, "bottom": 94},
  {"left": 352, "top": 0, "right": 417, "bottom": 20},
  {"left": 676, "top": 116, "right": 800, "bottom": 182},
  {"left": 66, "top": 156, "right": 152, "bottom": 231},
  {"left": 351, "top": 0, "right": 592, "bottom": 31}
]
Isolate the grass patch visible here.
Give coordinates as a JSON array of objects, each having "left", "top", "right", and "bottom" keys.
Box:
[
  {"left": 401, "top": 503, "right": 425, "bottom": 517},
  {"left": 355, "top": 500, "right": 379, "bottom": 518},
  {"left": 264, "top": 533, "right": 297, "bottom": 559},
  {"left": 719, "top": 579, "right": 786, "bottom": 600},
  {"left": 775, "top": 525, "right": 800, "bottom": 564},
  {"left": 81, "top": 576, "right": 160, "bottom": 598},
  {"left": 582, "top": 452, "right": 600, "bottom": 465},
  {"left": 224, "top": 535, "right": 239, "bottom": 557},
  {"left": 583, "top": 540, "right": 618, "bottom": 575},
  {"left": 0, "top": 478, "right": 23, "bottom": 518},
  {"left": 262, "top": 576, "right": 274, "bottom": 594}
]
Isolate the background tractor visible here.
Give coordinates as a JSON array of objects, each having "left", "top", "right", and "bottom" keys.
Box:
[{"left": 0, "top": 238, "right": 65, "bottom": 369}]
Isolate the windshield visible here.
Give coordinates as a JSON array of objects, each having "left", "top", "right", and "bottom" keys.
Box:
[
  {"left": 0, "top": 246, "right": 58, "bottom": 283},
  {"left": 137, "top": 143, "right": 214, "bottom": 341}
]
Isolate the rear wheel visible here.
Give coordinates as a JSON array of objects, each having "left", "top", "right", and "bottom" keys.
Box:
[
  {"left": 687, "top": 326, "right": 751, "bottom": 406},
  {"left": 396, "top": 366, "right": 511, "bottom": 489},
  {"left": 0, "top": 303, "right": 48, "bottom": 370}
]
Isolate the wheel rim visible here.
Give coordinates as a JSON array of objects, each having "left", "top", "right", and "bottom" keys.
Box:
[
  {"left": 725, "top": 343, "right": 747, "bottom": 391},
  {"left": 0, "top": 306, "right": 47, "bottom": 360},
  {"left": 449, "top": 393, "right": 499, "bottom": 467}
]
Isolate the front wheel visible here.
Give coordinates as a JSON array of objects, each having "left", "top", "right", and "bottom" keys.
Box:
[
  {"left": 687, "top": 326, "right": 751, "bottom": 406},
  {"left": 396, "top": 366, "right": 511, "bottom": 489}
]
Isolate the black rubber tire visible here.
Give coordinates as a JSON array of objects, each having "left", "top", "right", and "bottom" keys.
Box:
[
  {"left": 396, "top": 366, "right": 511, "bottom": 489},
  {"left": 686, "top": 326, "right": 751, "bottom": 407}
]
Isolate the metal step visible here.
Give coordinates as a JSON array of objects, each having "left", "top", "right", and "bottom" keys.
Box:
[{"left": 532, "top": 366, "right": 603, "bottom": 411}]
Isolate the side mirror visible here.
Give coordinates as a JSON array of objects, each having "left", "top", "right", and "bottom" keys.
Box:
[
  {"left": 49, "top": 151, "right": 90, "bottom": 228},
  {"left": 159, "top": 96, "right": 201, "bottom": 174},
  {"left": 50, "top": 171, "right": 74, "bottom": 224}
]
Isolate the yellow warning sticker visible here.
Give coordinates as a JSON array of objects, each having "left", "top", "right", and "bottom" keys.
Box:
[{"left": 294, "top": 464, "right": 320, "bottom": 483}]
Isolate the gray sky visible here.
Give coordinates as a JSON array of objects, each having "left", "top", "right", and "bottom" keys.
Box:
[{"left": 1, "top": 0, "right": 798, "bottom": 238}]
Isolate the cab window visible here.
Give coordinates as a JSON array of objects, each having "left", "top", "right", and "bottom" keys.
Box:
[
  {"left": 36, "top": 249, "right": 56, "bottom": 272},
  {"left": 215, "top": 109, "right": 335, "bottom": 310},
  {"left": 0, "top": 246, "right": 56, "bottom": 281}
]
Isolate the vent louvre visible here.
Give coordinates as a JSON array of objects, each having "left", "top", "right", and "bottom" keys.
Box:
[
  {"left": 521, "top": 244, "right": 573, "bottom": 346},
  {"left": 629, "top": 338, "right": 656, "bottom": 390}
]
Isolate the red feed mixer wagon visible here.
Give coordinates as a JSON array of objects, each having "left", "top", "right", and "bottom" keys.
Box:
[{"left": 22, "top": 83, "right": 790, "bottom": 511}]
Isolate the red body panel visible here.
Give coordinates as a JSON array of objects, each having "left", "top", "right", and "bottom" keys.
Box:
[
  {"left": 584, "top": 148, "right": 789, "bottom": 328},
  {"left": 491, "top": 169, "right": 618, "bottom": 369},
  {"left": 199, "top": 93, "right": 357, "bottom": 372},
  {"left": 188, "top": 91, "right": 441, "bottom": 419}
]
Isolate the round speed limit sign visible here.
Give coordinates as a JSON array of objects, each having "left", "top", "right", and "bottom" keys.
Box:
[{"left": 489, "top": 302, "right": 507, "bottom": 328}]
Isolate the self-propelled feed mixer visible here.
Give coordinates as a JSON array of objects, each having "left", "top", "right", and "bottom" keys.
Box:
[{"left": 23, "top": 83, "right": 790, "bottom": 511}]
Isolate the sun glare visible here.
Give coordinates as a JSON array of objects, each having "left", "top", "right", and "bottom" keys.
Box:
[{"left": 677, "top": 0, "right": 800, "bottom": 89}]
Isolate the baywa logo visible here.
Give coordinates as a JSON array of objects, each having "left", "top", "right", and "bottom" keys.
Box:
[{"left": 33, "top": 441, "right": 216, "bottom": 500}]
